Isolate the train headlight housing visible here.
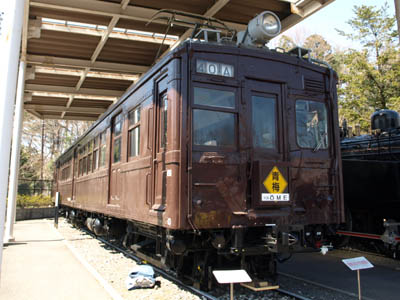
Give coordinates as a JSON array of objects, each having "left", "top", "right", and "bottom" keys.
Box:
[
  {"left": 260, "top": 12, "right": 281, "bottom": 36},
  {"left": 238, "top": 11, "right": 281, "bottom": 46}
]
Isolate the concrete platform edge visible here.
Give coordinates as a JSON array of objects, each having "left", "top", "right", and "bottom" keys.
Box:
[{"left": 47, "top": 221, "right": 124, "bottom": 300}]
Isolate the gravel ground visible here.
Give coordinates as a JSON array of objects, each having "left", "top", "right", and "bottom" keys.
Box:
[
  {"left": 57, "top": 218, "right": 365, "bottom": 300},
  {"left": 57, "top": 218, "right": 200, "bottom": 300},
  {"left": 277, "top": 274, "right": 357, "bottom": 300}
]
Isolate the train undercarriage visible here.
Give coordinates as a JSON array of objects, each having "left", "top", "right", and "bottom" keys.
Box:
[{"left": 63, "top": 206, "right": 331, "bottom": 290}]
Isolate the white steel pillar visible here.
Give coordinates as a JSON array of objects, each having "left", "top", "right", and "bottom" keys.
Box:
[
  {"left": 4, "top": 61, "right": 26, "bottom": 243},
  {"left": 395, "top": 0, "right": 400, "bottom": 43},
  {"left": 0, "top": 0, "right": 25, "bottom": 284}
]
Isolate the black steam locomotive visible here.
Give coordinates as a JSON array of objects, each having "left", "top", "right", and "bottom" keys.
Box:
[{"left": 339, "top": 109, "right": 400, "bottom": 258}]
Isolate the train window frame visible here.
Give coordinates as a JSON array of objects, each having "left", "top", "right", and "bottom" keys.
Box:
[
  {"left": 87, "top": 140, "right": 93, "bottom": 174},
  {"left": 251, "top": 93, "right": 278, "bottom": 151},
  {"left": 93, "top": 136, "right": 99, "bottom": 171},
  {"left": 191, "top": 83, "right": 238, "bottom": 151},
  {"left": 99, "top": 130, "right": 107, "bottom": 168},
  {"left": 295, "top": 99, "right": 329, "bottom": 150},
  {"left": 128, "top": 106, "right": 141, "bottom": 159},
  {"left": 112, "top": 112, "right": 123, "bottom": 164}
]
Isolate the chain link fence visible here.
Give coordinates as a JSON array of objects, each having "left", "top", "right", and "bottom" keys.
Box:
[{"left": 18, "top": 179, "right": 53, "bottom": 197}]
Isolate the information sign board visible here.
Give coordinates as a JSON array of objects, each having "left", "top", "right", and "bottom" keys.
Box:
[
  {"left": 342, "top": 256, "right": 374, "bottom": 271},
  {"left": 212, "top": 270, "right": 252, "bottom": 284}
]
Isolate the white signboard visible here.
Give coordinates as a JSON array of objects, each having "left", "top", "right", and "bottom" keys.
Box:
[
  {"left": 196, "top": 60, "right": 234, "bottom": 78},
  {"left": 342, "top": 257, "right": 374, "bottom": 271},
  {"left": 213, "top": 270, "right": 252, "bottom": 284},
  {"left": 262, "top": 193, "right": 290, "bottom": 202}
]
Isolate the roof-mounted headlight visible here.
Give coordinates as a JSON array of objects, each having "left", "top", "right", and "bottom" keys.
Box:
[
  {"left": 260, "top": 12, "right": 281, "bottom": 36},
  {"left": 238, "top": 11, "right": 281, "bottom": 46}
]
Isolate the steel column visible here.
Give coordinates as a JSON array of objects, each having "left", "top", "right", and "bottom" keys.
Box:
[
  {"left": 0, "top": 0, "right": 25, "bottom": 284},
  {"left": 395, "top": 0, "right": 400, "bottom": 43},
  {"left": 4, "top": 61, "right": 26, "bottom": 243}
]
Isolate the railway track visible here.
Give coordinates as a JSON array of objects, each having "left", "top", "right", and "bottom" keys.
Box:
[{"left": 79, "top": 226, "right": 310, "bottom": 300}]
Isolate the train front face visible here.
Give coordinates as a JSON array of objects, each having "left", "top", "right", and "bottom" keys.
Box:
[{"left": 188, "top": 43, "right": 344, "bottom": 254}]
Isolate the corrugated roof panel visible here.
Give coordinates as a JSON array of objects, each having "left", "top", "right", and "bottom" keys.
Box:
[{"left": 26, "top": 73, "right": 80, "bottom": 87}]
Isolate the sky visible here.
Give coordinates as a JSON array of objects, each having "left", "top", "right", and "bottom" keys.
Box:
[{"left": 273, "top": 0, "right": 396, "bottom": 49}]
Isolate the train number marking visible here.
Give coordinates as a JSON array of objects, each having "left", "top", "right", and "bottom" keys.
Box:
[{"left": 196, "top": 60, "right": 234, "bottom": 78}]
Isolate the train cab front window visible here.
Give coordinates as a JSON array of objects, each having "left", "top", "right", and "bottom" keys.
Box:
[
  {"left": 192, "top": 87, "right": 236, "bottom": 147},
  {"left": 296, "top": 100, "right": 328, "bottom": 150}
]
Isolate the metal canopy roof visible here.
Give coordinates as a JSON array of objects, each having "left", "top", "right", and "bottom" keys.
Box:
[{"left": 23, "top": 0, "right": 334, "bottom": 121}]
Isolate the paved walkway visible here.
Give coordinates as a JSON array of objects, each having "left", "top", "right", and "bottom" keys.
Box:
[
  {"left": 1, "top": 219, "right": 114, "bottom": 300},
  {"left": 278, "top": 251, "right": 400, "bottom": 300}
]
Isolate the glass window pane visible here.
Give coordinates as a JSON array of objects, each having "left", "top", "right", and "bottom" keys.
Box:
[
  {"left": 100, "top": 131, "right": 106, "bottom": 145},
  {"left": 93, "top": 150, "right": 98, "bottom": 169},
  {"left": 193, "top": 109, "right": 235, "bottom": 147},
  {"left": 88, "top": 154, "right": 92, "bottom": 172},
  {"left": 100, "top": 145, "right": 106, "bottom": 167},
  {"left": 113, "top": 137, "right": 121, "bottom": 163},
  {"left": 114, "top": 121, "right": 122, "bottom": 136},
  {"left": 252, "top": 96, "right": 276, "bottom": 149},
  {"left": 129, "top": 108, "right": 140, "bottom": 126},
  {"left": 82, "top": 157, "right": 87, "bottom": 174},
  {"left": 194, "top": 87, "right": 235, "bottom": 109},
  {"left": 296, "top": 100, "right": 329, "bottom": 149},
  {"left": 161, "top": 95, "right": 168, "bottom": 148},
  {"left": 129, "top": 127, "right": 140, "bottom": 157}
]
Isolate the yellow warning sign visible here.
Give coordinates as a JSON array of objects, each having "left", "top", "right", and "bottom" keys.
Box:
[{"left": 263, "top": 166, "right": 287, "bottom": 194}]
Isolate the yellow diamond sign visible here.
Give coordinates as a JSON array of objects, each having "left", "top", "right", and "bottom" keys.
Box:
[{"left": 263, "top": 166, "right": 287, "bottom": 194}]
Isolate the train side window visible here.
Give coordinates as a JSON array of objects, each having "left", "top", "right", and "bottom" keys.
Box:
[
  {"left": 192, "top": 86, "right": 236, "bottom": 148},
  {"left": 161, "top": 94, "right": 168, "bottom": 149},
  {"left": 128, "top": 107, "right": 140, "bottom": 157},
  {"left": 113, "top": 137, "right": 122, "bottom": 163},
  {"left": 79, "top": 159, "right": 82, "bottom": 176},
  {"left": 82, "top": 156, "right": 87, "bottom": 174},
  {"left": 87, "top": 140, "right": 93, "bottom": 173},
  {"left": 252, "top": 95, "right": 276, "bottom": 149},
  {"left": 88, "top": 153, "right": 92, "bottom": 173},
  {"left": 99, "top": 131, "right": 107, "bottom": 167},
  {"left": 93, "top": 136, "right": 99, "bottom": 170},
  {"left": 112, "top": 113, "right": 123, "bottom": 164},
  {"left": 295, "top": 100, "right": 329, "bottom": 149}
]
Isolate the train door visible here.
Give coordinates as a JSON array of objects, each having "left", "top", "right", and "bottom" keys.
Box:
[
  {"left": 109, "top": 112, "right": 123, "bottom": 205},
  {"left": 190, "top": 82, "right": 247, "bottom": 227},
  {"left": 71, "top": 148, "right": 78, "bottom": 201},
  {"left": 151, "top": 79, "right": 168, "bottom": 211},
  {"left": 246, "top": 80, "right": 290, "bottom": 209},
  {"left": 289, "top": 95, "right": 336, "bottom": 224}
]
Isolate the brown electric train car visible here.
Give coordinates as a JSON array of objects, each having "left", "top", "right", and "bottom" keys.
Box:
[{"left": 55, "top": 11, "right": 344, "bottom": 288}]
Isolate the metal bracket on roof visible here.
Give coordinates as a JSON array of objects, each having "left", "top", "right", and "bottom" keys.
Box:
[{"left": 288, "top": 46, "right": 311, "bottom": 61}]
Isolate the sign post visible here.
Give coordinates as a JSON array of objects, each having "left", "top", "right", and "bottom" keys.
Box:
[
  {"left": 213, "top": 270, "right": 252, "bottom": 300},
  {"left": 54, "top": 192, "right": 60, "bottom": 229},
  {"left": 342, "top": 256, "right": 374, "bottom": 300}
]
